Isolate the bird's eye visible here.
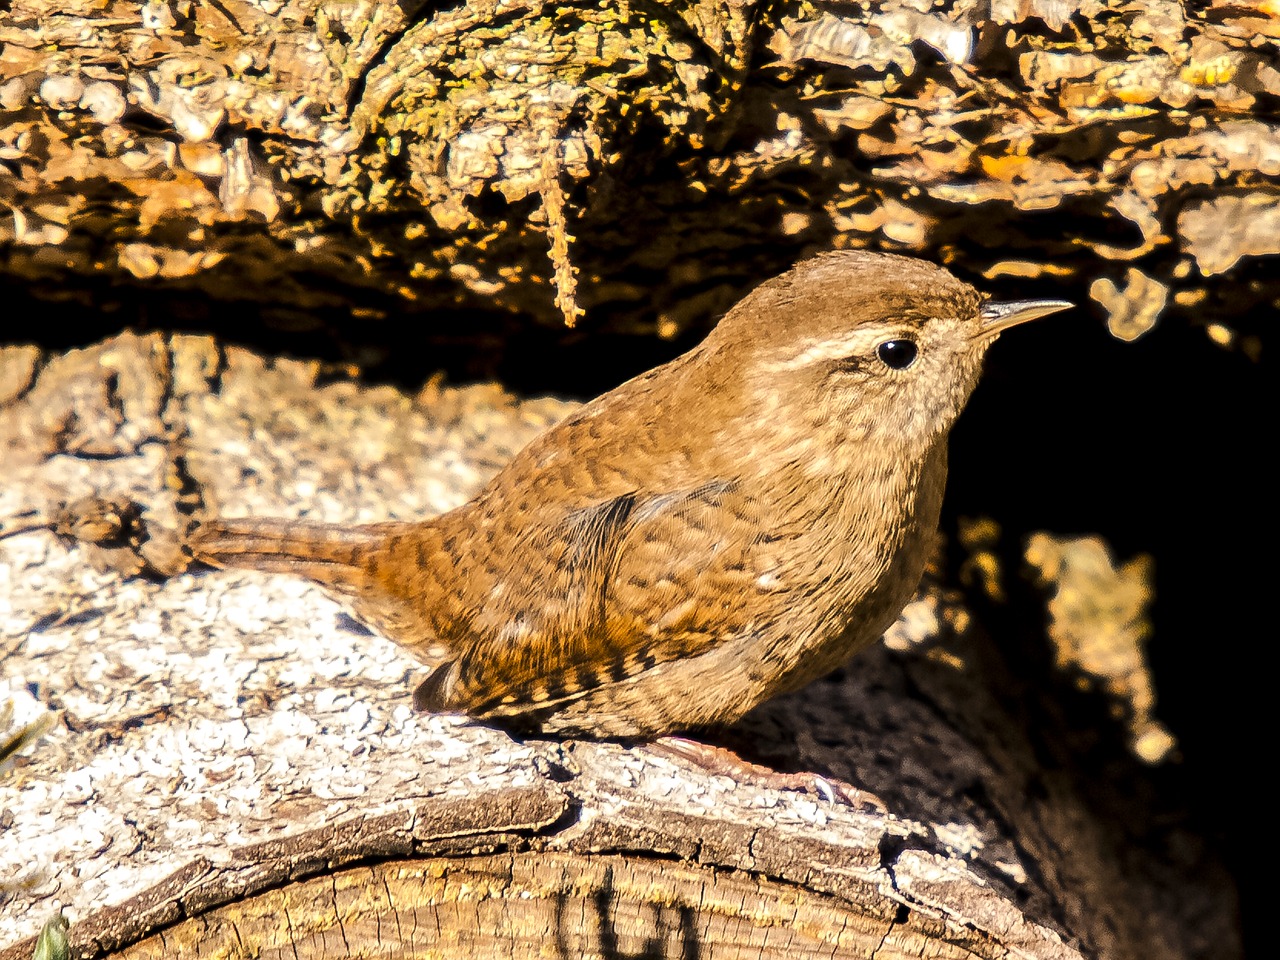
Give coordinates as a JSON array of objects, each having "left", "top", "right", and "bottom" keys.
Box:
[{"left": 876, "top": 339, "right": 918, "bottom": 370}]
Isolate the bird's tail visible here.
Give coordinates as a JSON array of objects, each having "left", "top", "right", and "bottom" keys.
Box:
[
  {"left": 191, "top": 517, "right": 393, "bottom": 594},
  {"left": 191, "top": 515, "right": 456, "bottom": 649}
]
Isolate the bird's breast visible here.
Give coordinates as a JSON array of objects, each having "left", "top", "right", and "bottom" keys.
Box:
[{"left": 746, "top": 441, "right": 948, "bottom": 691}]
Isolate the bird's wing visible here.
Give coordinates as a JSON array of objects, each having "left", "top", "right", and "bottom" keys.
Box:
[{"left": 414, "top": 479, "right": 779, "bottom": 720}]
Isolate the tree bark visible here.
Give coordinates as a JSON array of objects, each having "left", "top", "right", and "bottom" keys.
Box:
[
  {"left": 0, "top": 0, "right": 1276, "bottom": 342},
  {"left": 0, "top": 334, "right": 1237, "bottom": 960}
]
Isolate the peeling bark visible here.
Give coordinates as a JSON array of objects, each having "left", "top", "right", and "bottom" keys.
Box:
[{"left": 0, "top": 0, "right": 1276, "bottom": 345}]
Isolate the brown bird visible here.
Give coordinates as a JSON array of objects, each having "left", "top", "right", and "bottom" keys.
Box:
[{"left": 193, "top": 251, "right": 1069, "bottom": 738}]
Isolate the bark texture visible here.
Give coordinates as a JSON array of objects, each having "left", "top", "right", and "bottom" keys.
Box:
[{"left": 0, "top": 0, "right": 1275, "bottom": 345}]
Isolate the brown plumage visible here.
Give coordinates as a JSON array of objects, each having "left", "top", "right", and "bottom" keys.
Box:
[{"left": 193, "top": 251, "right": 1070, "bottom": 737}]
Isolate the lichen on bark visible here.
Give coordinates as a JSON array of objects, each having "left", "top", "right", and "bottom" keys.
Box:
[{"left": 1, "top": 0, "right": 1276, "bottom": 345}]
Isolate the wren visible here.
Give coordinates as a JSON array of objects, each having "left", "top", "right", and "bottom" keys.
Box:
[{"left": 193, "top": 251, "right": 1070, "bottom": 737}]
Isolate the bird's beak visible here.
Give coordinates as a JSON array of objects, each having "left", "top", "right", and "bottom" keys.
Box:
[{"left": 979, "top": 299, "right": 1073, "bottom": 338}]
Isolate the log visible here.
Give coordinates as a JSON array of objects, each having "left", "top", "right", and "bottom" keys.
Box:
[{"left": 0, "top": 334, "right": 1238, "bottom": 959}]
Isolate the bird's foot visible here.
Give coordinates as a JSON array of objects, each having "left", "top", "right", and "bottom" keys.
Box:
[{"left": 649, "top": 736, "right": 887, "bottom": 814}]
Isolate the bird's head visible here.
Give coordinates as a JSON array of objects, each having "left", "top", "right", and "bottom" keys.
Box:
[{"left": 703, "top": 251, "right": 1071, "bottom": 452}]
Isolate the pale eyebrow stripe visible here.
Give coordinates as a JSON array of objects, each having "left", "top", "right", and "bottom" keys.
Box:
[{"left": 760, "top": 329, "right": 892, "bottom": 372}]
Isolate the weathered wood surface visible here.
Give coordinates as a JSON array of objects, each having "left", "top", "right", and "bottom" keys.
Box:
[
  {"left": 0, "top": 334, "right": 1237, "bottom": 960},
  {"left": 0, "top": 0, "right": 1276, "bottom": 345}
]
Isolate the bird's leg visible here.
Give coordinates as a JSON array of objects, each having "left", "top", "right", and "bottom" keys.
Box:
[{"left": 649, "top": 736, "right": 887, "bottom": 813}]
